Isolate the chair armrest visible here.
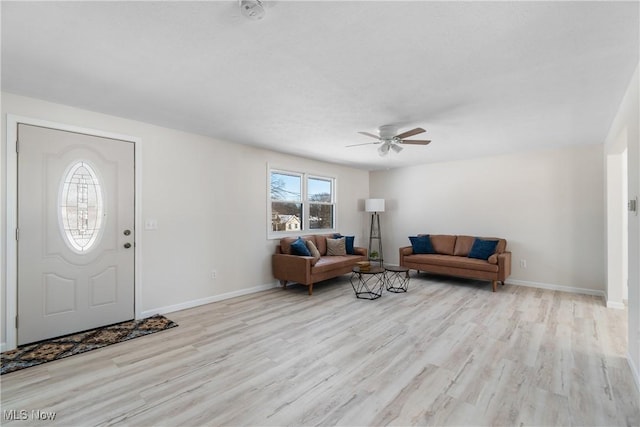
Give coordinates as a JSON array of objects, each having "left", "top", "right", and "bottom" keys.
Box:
[{"left": 272, "top": 253, "right": 312, "bottom": 284}]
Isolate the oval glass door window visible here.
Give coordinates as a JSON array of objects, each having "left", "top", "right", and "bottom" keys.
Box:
[{"left": 59, "top": 160, "right": 104, "bottom": 253}]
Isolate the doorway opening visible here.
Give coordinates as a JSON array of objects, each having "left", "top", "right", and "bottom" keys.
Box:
[{"left": 607, "top": 146, "right": 629, "bottom": 308}]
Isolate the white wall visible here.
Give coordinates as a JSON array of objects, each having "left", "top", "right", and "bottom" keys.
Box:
[
  {"left": 370, "top": 144, "right": 606, "bottom": 295},
  {"left": 1, "top": 92, "right": 370, "bottom": 347},
  {"left": 604, "top": 64, "right": 640, "bottom": 390}
]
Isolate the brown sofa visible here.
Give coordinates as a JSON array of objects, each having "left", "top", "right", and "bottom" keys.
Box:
[
  {"left": 399, "top": 234, "right": 511, "bottom": 292},
  {"left": 273, "top": 234, "right": 367, "bottom": 295}
]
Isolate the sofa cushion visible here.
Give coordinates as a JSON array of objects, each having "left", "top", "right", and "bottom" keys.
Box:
[
  {"left": 345, "top": 236, "right": 355, "bottom": 254},
  {"left": 453, "top": 235, "right": 475, "bottom": 256},
  {"left": 279, "top": 237, "right": 296, "bottom": 255},
  {"left": 315, "top": 235, "right": 328, "bottom": 256},
  {"left": 334, "top": 234, "right": 355, "bottom": 254},
  {"left": 280, "top": 235, "right": 312, "bottom": 255},
  {"left": 409, "top": 235, "right": 434, "bottom": 254},
  {"left": 306, "top": 240, "right": 321, "bottom": 265},
  {"left": 326, "top": 237, "right": 347, "bottom": 255},
  {"left": 468, "top": 238, "right": 499, "bottom": 260},
  {"left": 471, "top": 237, "right": 507, "bottom": 254},
  {"left": 290, "top": 237, "right": 311, "bottom": 256},
  {"left": 405, "top": 254, "right": 499, "bottom": 273},
  {"left": 427, "top": 234, "right": 457, "bottom": 255},
  {"left": 279, "top": 233, "right": 363, "bottom": 257},
  {"left": 311, "top": 255, "right": 361, "bottom": 274}
]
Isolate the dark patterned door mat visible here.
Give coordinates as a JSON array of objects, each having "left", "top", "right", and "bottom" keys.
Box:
[{"left": 1, "top": 314, "right": 178, "bottom": 375}]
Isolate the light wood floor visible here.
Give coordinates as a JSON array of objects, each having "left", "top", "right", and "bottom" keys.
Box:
[{"left": 2, "top": 274, "right": 639, "bottom": 426}]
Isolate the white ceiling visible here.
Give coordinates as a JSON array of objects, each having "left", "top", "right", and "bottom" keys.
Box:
[{"left": 2, "top": 1, "right": 639, "bottom": 170}]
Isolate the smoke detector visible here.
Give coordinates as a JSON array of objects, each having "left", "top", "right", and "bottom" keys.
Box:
[{"left": 240, "top": 0, "right": 265, "bottom": 20}]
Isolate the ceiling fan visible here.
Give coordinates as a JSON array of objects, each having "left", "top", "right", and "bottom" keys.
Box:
[{"left": 346, "top": 125, "right": 431, "bottom": 156}]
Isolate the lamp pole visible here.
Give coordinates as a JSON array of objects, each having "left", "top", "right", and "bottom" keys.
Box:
[
  {"left": 369, "top": 211, "right": 383, "bottom": 266},
  {"left": 365, "top": 199, "right": 385, "bottom": 267}
]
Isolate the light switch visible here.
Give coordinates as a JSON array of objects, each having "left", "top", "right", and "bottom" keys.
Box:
[{"left": 145, "top": 219, "right": 158, "bottom": 230}]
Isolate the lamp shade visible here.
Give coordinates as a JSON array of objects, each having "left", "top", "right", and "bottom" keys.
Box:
[{"left": 365, "top": 198, "right": 385, "bottom": 212}]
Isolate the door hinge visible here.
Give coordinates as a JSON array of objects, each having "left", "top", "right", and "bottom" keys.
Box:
[
  {"left": 15, "top": 315, "right": 18, "bottom": 329},
  {"left": 16, "top": 138, "right": 19, "bottom": 153},
  {"left": 15, "top": 228, "right": 19, "bottom": 241}
]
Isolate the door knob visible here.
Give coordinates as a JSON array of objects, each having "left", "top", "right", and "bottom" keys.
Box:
[
  {"left": 123, "top": 229, "right": 131, "bottom": 236},
  {"left": 124, "top": 243, "right": 132, "bottom": 249}
]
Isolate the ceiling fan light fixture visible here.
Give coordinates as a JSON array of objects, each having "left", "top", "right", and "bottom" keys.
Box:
[
  {"left": 349, "top": 126, "right": 430, "bottom": 157},
  {"left": 240, "top": 0, "right": 265, "bottom": 20},
  {"left": 378, "top": 143, "right": 390, "bottom": 156}
]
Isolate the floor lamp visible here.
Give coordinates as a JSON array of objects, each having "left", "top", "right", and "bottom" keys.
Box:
[{"left": 365, "top": 198, "right": 385, "bottom": 266}]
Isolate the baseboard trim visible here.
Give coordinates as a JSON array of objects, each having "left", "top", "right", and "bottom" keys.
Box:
[
  {"left": 606, "top": 300, "right": 627, "bottom": 310},
  {"left": 628, "top": 351, "right": 640, "bottom": 393},
  {"left": 507, "top": 279, "right": 606, "bottom": 301},
  {"left": 140, "top": 282, "right": 280, "bottom": 318}
]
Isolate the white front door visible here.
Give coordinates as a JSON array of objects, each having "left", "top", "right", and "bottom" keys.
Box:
[{"left": 17, "top": 124, "right": 135, "bottom": 345}]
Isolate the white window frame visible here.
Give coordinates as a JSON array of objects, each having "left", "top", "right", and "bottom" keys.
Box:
[{"left": 268, "top": 166, "right": 337, "bottom": 239}]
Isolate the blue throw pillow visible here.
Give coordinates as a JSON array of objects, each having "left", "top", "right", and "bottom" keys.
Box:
[
  {"left": 334, "top": 233, "right": 355, "bottom": 254},
  {"left": 468, "top": 238, "right": 499, "bottom": 260},
  {"left": 344, "top": 236, "right": 355, "bottom": 254},
  {"left": 409, "top": 235, "right": 434, "bottom": 254},
  {"left": 290, "top": 237, "right": 311, "bottom": 256}
]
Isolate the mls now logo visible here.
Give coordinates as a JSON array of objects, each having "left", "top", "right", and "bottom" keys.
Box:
[
  {"left": 3, "top": 409, "right": 56, "bottom": 421},
  {"left": 3, "top": 410, "right": 28, "bottom": 420},
  {"left": 30, "top": 410, "right": 57, "bottom": 420}
]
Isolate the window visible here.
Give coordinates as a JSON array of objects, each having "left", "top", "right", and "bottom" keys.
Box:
[
  {"left": 59, "top": 160, "right": 104, "bottom": 253},
  {"left": 269, "top": 168, "right": 335, "bottom": 236},
  {"left": 307, "top": 176, "right": 333, "bottom": 230}
]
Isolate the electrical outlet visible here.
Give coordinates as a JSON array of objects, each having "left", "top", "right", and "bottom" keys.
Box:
[
  {"left": 520, "top": 259, "right": 527, "bottom": 268},
  {"left": 211, "top": 270, "right": 217, "bottom": 279}
]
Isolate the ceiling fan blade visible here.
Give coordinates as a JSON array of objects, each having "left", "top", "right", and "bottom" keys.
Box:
[
  {"left": 399, "top": 139, "right": 431, "bottom": 145},
  {"left": 358, "top": 131, "right": 381, "bottom": 139},
  {"left": 345, "top": 142, "right": 377, "bottom": 147},
  {"left": 394, "top": 127, "right": 426, "bottom": 139}
]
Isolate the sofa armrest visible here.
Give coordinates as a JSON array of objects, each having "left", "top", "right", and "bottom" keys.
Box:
[
  {"left": 272, "top": 253, "right": 312, "bottom": 285},
  {"left": 399, "top": 246, "right": 413, "bottom": 267},
  {"left": 498, "top": 251, "right": 512, "bottom": 281},
  {"left": 353, "top": 246, "right": 368, "bottom": 257},
  {"left": 400, "top": 246, "right": 413, "bottom": 256}
]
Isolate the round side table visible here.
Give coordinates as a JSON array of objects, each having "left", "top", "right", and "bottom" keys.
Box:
[
  {"left": 385, "top": 265, "right": 410, "bottom": 293},
  {"left": 350, "top": 266, "right": 386, "bottom": 300}
]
